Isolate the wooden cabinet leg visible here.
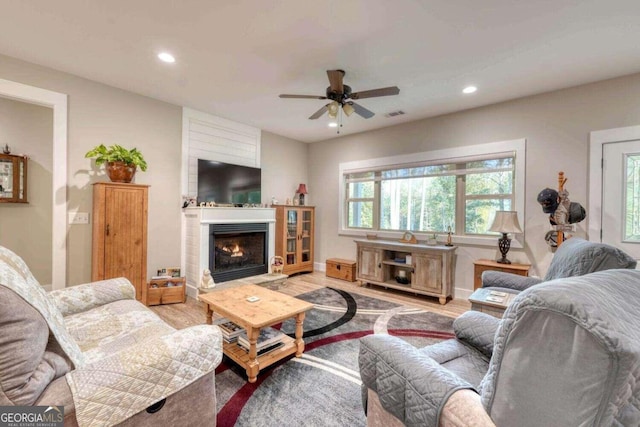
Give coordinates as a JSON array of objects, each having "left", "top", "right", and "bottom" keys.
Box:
[{"left": 439, "top": 296, "right": 447, "bottom": 305}]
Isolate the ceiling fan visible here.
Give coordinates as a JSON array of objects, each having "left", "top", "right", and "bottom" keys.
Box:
[{"left": 279, "top": 70, "right": 400, "bottom": 120}]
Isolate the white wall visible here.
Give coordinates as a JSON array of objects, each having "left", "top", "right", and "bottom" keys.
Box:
[
  {"left": 4, "top": 48, "right": 640, "bottom": 296},
  {"left": 0, "top": 97, "right": 53, "bottom": 284},
  {"left": 309, "top": 72, "right": 640, "bottom": 297},
  {"left": 0, "top": 54, "right": 309, "bottom": 286},
  {"left": 261, "top": 131, "right": 309, "bottom": 205}
]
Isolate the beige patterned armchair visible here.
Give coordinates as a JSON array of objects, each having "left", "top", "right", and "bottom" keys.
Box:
[{"left": 0, "top": 245, "right": 223, "bottom": 426}]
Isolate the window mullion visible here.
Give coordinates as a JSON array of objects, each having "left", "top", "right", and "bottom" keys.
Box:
[
  {"left": 455, "top": 169, "right": 465, "bottom": 235},
  {"left": 374, "top": 172, "right": 381, "bottom": 229}
]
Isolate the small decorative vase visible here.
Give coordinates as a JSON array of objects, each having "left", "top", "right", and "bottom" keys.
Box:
[{"left": 106, "top": 161, "right": 137, "bottom": 183}]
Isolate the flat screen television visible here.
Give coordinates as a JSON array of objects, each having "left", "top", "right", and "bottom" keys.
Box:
[{"left": 197, "top": 160, "right": 262, "bottom": 205}]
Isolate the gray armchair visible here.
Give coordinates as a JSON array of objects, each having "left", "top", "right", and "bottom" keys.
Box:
[
  {"left": 481, "top": 237, "right": 637, "bottom": 292},
  {"left": 359, "top": 269, "right": 640, "bottom": 426}
]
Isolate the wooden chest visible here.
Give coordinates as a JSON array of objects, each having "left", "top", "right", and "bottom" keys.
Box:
[
  {"left": 326, "top": 258, "right": 357, "bottom": 282},
  {"left": 144, "top": 277, "right": 186, "bottom": 306}
]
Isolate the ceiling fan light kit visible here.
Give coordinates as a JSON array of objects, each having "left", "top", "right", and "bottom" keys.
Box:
[
  {"left": 327, "top": 101, "right": 340, "bottom": 119},
  {"left": 279, "top": 69, "right": 400, "bottom": 132},
  {"left": 342, "top": 103, "right": 355, "bottom": 117}
]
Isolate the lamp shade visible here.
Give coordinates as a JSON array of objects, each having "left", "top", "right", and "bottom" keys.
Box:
[
  {"left": 296, "top": 183, "right": 308, "bottom": 195},
  {"left": 342, "top": 103, "right": 355, "bottom": 117},
  {"left": 489, "top": 211, "right": 522, "bottom": 234},
  {"left": 327, "top": 101, "right": 339, "bottom": 119}
]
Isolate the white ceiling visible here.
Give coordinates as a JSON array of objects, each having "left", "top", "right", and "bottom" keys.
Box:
[{"left": 2, "top": 0, "right": 640, "bottom": 143}]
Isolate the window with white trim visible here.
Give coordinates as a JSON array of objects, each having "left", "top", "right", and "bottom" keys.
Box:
[{"left": 339, "top": 139, "right": 525, "bottom": 243}]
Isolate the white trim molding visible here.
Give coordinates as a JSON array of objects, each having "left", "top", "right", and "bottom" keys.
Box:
[
  {"left": 589, "top": 125, "right": 640, "bottom": 242},
  {"left": 0, "top": 79, "right": 68, "bottom": 290}
]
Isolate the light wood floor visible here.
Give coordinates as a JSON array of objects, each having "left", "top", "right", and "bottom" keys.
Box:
[{"left": 150, "top": 272, "right": 470, "bottom": 329}]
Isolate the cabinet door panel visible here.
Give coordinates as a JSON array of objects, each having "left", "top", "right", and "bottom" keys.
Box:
[
  {"left": 412, "top": 253, "right": 442, "bottom": 292},
  {"left": 285, "top": 208, "right": 298, "bottom": 265},
  {"left": 358, "top": 247, "right": 382, "bottom": 281},
  {"left": 300, "top": 208, "right": 313, "bottom": 264},
  {"left": 104, "top": 187, "right": 146, "bottom": 296}
]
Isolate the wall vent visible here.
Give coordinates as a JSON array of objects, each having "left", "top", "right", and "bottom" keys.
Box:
[{"left": 385, "top": 110, "right": 405, "bottom": 118}]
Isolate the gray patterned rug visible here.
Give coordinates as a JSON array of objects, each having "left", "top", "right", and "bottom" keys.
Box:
[{"left": 214, "top": 287, "right": 455, "bottom": 427}]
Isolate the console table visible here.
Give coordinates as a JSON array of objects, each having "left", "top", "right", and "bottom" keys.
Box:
[{"left": 354, "top": 239, "right": 456, "bottom": 304}]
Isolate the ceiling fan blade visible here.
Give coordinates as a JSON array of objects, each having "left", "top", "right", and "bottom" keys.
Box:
[
  {"left": 350, "top": 102, "right": 375, "bottom": 119},
  {"left": 309, "top": 104, "right": 329, "bottom": 119},
  {"left": 350, "top": 86, "right": 400, "bottom": 100},
  {"left": 279, "top": 94, "right": 327, "bottom": 99},
  {"left": 327, "top": 70, "right": 345, "bottom": 93}
]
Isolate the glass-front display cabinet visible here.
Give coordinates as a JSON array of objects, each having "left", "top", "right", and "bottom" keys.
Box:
[
  {"left": 0, "top": 153, "right": 28, "bottom": 203},
  {"left": 273, "top": 205, "right": 315, "bottom": 275}
]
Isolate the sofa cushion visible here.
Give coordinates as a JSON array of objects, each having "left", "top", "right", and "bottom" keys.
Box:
[
  {"left": 0, "top": 287, "right": 71, "bottom": 405},
  {"left": 0, "top": 246, "right": 86, "bottom": 368},
  {"left": 64, "top": 299, "right": 175, "bottom": 363},
  {"left": 418, "top": 340, "right": 489, "bottom": 388},
  {"left": 453, "top": 310, "right": 500, "bottom": 358}
]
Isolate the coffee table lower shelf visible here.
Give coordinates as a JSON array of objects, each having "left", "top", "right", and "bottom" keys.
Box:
[{"left": 223, "top": 335, "right": 297, "bottom": 375}]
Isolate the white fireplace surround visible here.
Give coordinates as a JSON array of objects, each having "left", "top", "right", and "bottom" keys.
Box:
[{"left": 182, "top": 207, "right": 276, "bottom": 297}]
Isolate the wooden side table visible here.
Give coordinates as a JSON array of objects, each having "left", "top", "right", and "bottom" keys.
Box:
[
  {"left": 473, "top": 259, "right": 531, "bottom": 290},
  {"left": 468, "top": 288, "right": 517, "bottom": 318}
]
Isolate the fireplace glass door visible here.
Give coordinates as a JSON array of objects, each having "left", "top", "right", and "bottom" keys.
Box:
[{"left": 209, "top": 223, "right": 268, "bottom": 282}]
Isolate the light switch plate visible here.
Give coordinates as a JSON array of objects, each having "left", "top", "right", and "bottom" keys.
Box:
[{"left": 68, "top": 212, "right": 90, "bottom": 224}]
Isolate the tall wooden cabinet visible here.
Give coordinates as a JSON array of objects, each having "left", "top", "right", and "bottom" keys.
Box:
[
  {"left": 273, "top": 205, "right": 314, "bottom": 275},
  {"left": 92, "top": 182, "right": 149, "bottom": 300}
]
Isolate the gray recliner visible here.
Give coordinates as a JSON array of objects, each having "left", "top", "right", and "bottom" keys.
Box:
[
  {"left": 359, "top": 269, "right": 640, "bottom": 426},
  {"left": 482, "top": 237, "right": 637, "bottom": 292}
]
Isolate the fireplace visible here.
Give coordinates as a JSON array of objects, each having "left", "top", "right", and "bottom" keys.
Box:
[
  {"left": 182, "top": 207, "right": 276, "bottom": 296},
  {"left": 209, "top": 222, "right": 268, "bottom": 282}
]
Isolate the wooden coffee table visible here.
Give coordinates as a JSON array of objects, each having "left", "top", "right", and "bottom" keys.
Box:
[{"left": 199, "top": 284, "right": 314, "bottom": 383}]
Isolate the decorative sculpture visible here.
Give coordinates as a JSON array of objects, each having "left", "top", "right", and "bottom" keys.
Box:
[
  {"left": 200, "top": 268, "right": 215, "bottom": 289},
  {"left": 445, "top": 226, "right": 454, "bottom": 247}
]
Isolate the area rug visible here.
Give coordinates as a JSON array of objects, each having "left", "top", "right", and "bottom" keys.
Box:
[{"left": 214, "top": 287, "right": 456, "bottom": 427}]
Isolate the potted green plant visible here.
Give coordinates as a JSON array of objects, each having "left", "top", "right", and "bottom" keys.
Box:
[{"left": 85, "top": 144, "right": 148, "bottom": 183}]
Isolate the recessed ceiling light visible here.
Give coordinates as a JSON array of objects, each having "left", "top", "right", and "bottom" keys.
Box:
[
  {"left": 463, "top": 86, "right": 477, "bottom": 94},
  {"left": 158, "top": 52, "right": 176, "bottom": 63},
  {"left": 328, "top": 122, "right": 338, "bottom": 128}
]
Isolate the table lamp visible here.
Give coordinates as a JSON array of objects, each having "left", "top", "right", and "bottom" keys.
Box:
[
  {"left": 488, "top": 211, "right": 523, "bottom": 264},
  {"left": 296, "top": 183, "right": 308, "bottom": 206}
]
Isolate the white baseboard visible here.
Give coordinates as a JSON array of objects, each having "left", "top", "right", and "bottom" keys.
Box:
[
  {"left": 186, "top": 283, "right": 198, "bottom": 299},
  {"left": 315, "top": 261, "right": 326, "bottom": 272}
]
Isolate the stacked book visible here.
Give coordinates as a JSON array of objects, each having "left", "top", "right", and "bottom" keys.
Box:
[
  {"left": 215, "top": 319, "right": 245, "bottom": 343},
  {"left": 238, "top": 327, "right": 285, "bottom": 356}
]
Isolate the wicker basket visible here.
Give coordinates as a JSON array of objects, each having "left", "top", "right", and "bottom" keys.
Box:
[{"left": 270, "top": 256, "right": 284, "bottom": 275}]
